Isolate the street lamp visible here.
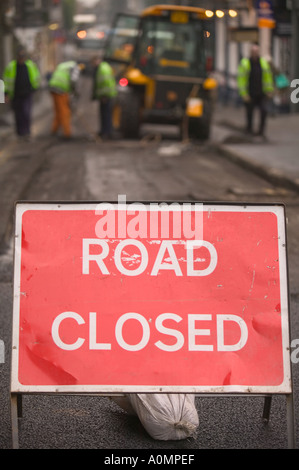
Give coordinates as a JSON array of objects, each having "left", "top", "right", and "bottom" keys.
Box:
[
  {"left": 205, "top": 10, "right": 214, "bottom": 17},
  {"left": 228, "top": 9, "right": 238, "bottom": 17},
  {"left": 216, "top": 10, "right": 225, "bottom": 18}
]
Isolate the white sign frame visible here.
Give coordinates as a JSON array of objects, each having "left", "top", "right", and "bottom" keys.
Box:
[{"left": 10, "top": 201, "right": 295, "bottom": 448}]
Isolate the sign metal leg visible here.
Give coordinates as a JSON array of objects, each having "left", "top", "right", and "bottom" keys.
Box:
[
  {"left": 286, "top": 393, "right": 296, "bottom": 449},
  {"left": 262, "top": 395, "right": 272, "bottom": 423},
  {"left": 11, "top": 393, "right": 21, "bottom": 449}
]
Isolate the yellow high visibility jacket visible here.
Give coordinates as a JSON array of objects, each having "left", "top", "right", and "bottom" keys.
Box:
[
  {"left": 94, "top": 62, "right": 117, "bottom": 99},
  {"left": 237, "top": 57, "right": 274, "bottom": 97},
  {"left": 3, "top": 60, "right": 40, "bottom": 99},
  {"left": 49, "top": 61, "right": 78, "bottom": 94}
]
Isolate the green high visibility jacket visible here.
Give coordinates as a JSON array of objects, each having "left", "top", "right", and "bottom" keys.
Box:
[
  {"left": 94, "top": 61, "right": 117, "bottom": 99},
  {"left": 237, "top": 57, "right": 274, "bottom": 97},
  {"left": 49, "top": 61, "right": 78, "bottom": 94},
  {"left": 3, "top": 59, "right": 40, "bottom": 99}
]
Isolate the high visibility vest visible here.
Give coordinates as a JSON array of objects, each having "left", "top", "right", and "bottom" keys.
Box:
[
  {"left": 94, "top": 62, "right": 117, "bottom": 99},
  {"left": 3, "top": 60, "right": 40, "bottom": 99},
  {"left": 49, "top": 61, "right": 76, "bottom": 93},
  {"left": 237, "top": 57, "right": 274, "bottom": 97}
]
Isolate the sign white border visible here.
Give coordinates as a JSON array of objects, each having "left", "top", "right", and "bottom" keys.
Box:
[{"left": 11, "top": 202, "right": 292, "bottom": 394}]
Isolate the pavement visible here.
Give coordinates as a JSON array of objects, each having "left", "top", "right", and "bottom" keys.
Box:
[
  {"left": 1, "top": 93, "right": 299, "bottom": 193},
  {"left": 212, "top": 103, "right": 299, "bottom": 193}
]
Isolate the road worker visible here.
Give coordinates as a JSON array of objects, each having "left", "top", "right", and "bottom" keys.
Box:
[
  {"left": 92, "top": 57, "right": 117, "bottom": 140},
  {"left": 49, "top": 61, "right": 85, "bottom": 139},
  {"left": 237, "top": 43, "right": 274, "bottom": 138},
  {"left": 3, "top": 47, "right": 40, "bottom": 139}
]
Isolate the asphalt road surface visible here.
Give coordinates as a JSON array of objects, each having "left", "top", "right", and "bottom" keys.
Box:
[{"left": 0, "top": 83, "right": 299, "bottom": 450}]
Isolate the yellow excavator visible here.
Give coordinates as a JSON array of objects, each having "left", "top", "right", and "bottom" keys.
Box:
[{"left": 104, "top": 4, "right": 217, "bottom": 139}]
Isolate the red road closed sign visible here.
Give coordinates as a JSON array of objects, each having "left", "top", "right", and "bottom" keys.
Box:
[{"left": 11, "top": 202, "right": 291, "bottom": 394}]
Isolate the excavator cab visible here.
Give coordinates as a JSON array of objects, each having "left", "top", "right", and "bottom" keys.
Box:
[{"left": 104, "top": 5, "right": 217, "bottom": 139}]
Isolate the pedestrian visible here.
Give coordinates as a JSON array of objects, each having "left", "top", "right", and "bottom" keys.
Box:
[
  {"left": 92, "top": 57, "right": 117, "bottom": 140},
  {"left": 49, "top": 61, "right": 84, "bottom": 139},
  {"left": 3, "top": 48, "right": 40, "bottom": 140},
  {"left": 237, "top": 43, "right": 274, "bottom": 138}
]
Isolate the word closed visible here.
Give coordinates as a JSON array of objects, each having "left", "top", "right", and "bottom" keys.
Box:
[{"left": 52, "top": 311, "right": 248, "bottom": 352}]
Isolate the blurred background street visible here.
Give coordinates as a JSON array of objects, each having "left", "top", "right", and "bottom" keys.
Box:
[{"left": 0, "top": 0, "right": 299, "bottom": 450}]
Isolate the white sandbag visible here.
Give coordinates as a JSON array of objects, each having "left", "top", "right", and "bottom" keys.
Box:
[{"left": 127, "top": 393, "right": 199, "bottom": 441}]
